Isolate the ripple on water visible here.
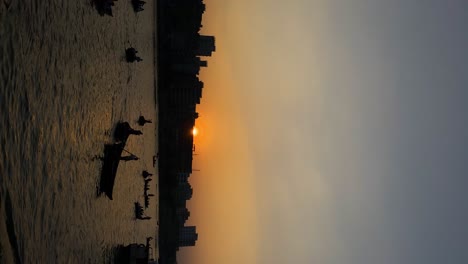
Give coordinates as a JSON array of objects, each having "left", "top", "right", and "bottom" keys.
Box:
[{"left": 1, "top": 1, "right": 159, "bottom": 262}]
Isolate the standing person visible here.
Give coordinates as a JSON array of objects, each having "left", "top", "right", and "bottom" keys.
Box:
[{"left": 138, "top": 116, "right": 152, "bottom": 126}]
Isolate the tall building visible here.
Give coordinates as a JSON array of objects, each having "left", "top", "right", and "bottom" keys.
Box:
[
  {"left": 166, "top": 76, "right": 204, "bottom": 106},
  {"left": 176, "top": 207, "right": 191, "bottom": 226},
  {"left": 176, "top": 182, "right": 193, "bottom": 202},
  {"left": 179, "top": 226, "right": 198, "bottom": 247},
  {"left": 170, "top": 57, "right": 207, "bottom": 75},
  {"left": 176, "top": 173, "right": 191, "bottom": 184},
  {"left": 196, "top": 35, "right": 215, "bottom": 56}
]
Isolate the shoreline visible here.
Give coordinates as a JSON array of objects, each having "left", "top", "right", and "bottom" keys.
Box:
[{"left": 152, "top": 0, "right": 160, "bottom": 260}]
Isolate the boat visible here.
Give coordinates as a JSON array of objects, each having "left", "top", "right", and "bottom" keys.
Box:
[
  {"left": 99, "top": 122, "right": 140, "bottom": 200},
  {"left": 125, "top": 243, "right": 157, "bottom": 264},
  {"left": 94, "top": 0, "right": 117, "bottom": 16},
  {"left": 131, "top": 0, "right": 146, "bottom": 13},
  {"left": 135, "top": 202, "right": 144, "bottom": 218},
  {"left": 99, "top": 142, "right": 126, "bottom": 200}
]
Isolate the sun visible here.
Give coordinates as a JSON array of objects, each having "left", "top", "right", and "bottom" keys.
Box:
[{"left": 192, "top": 127, "right": 199, "bottom": 136}]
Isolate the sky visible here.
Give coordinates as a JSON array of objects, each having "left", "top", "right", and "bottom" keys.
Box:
[{"left": 179, "top": 1, "right": 468, "bottom": 263}]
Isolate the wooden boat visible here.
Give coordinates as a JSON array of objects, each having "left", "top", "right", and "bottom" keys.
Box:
[
  {"left": 99, "top": 122, "right": 139, "bottom": 200},
  {"left": 99, "top": 142, "right": 125, "bottom": 200}
]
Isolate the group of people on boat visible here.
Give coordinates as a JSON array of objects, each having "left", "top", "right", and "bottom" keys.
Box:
[
  {"left": 135, "top": 202, "right": 151, "bottom": 220},
  {"left": 142, "top": 170, "right": 155, "bottom": 208},
  {"left": 112, "top": 120, "right": 155, "bottom": 219},
  {"left": 131, "top": 170, "right": 155, "bottom": 220},
  {"left": 116, "top": 122, "right": 156, "bottom": 210},
  {"left": 126, "top": 47, "right": 143, "bottom": 63},
  {"left": 95, "top": 0, "right": 118, "bottom": 16}
]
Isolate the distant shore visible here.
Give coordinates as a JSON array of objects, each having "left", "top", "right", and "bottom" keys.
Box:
[{"left": 153, "top": 0, "right": 159, "bottom": 109}]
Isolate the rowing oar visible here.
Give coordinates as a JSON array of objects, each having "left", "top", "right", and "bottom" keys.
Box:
[{"left": 122, "top": 148, "right": 139, "bottom": 158}]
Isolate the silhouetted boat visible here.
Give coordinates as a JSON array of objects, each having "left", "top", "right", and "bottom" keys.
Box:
[
  {"left": 99, "top": 122, "right": 140, "bottom": 200},
  {"left": 126, "top": 48, "right": 143, "bottom": 62},
  {"left": 131, "top": 0, "right": 146, "bottom": 13},
  {"left": 135, "top": 202, "right": 143, "bottom": 218},
  {"left": 99, "top": 142, "right": 125, "bottom": 200},
  {"left": 126, "top": 243, "right": 157, "bottom": 264},
  {"left": 94, "top": 0, "right": 117, "bottom": 17}
]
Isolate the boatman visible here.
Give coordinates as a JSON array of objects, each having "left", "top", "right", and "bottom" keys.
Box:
[
  {"left": 142, "top": 170, "right": 153, "bottom": 178},
  {"left": 138, "top": 116, "right": 152, "bottom": 126}
]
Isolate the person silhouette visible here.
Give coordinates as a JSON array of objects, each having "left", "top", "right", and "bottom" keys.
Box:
[
  {"left": 142, "top": 170, "right": 153, "bottom": 178},
  {"left": 138, "top": 116, "right": 152, "bottom": 126}
]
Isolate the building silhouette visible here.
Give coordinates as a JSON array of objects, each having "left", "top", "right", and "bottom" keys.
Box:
[
  {"left": 196, "top": 35, "right": 215, "bottom": 56},
  {"left": 157, "top": 0, "right": 215, "bottom": 263},
  {"left": 179, "top": 226, "right": 198, "bottom": 247},
  {"left": 176, "top": 207, "right": 191, "bottom": 226}
]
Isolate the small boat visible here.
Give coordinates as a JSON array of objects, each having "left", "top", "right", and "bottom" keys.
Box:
[
  {"left": 126, "top": 48, "right": 143, "bottom": 62},
  {"left": 131, "top": 0, "right": 146, "bottom": 12},
  {"left": 94, "top": 0, "right": 117, "bottom": 16},
  {"left": 135, "top": 202, "right": 144, "bottom": 218},
  {"left": 125, "top": 242, "right": 157, "bottom": 264}
]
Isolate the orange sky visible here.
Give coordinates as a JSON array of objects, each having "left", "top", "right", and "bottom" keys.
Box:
[{"left": 177, "top": 1, "right": 259, "bottom": 263}]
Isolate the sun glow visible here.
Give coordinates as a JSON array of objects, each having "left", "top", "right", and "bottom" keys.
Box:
[{"left": 192, "top": 127, "right": 199, "bottom": 136}]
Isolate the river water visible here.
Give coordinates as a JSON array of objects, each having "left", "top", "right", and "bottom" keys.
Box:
[{"left": 0, "top": 1, "right": 158, "bottom": 263}]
